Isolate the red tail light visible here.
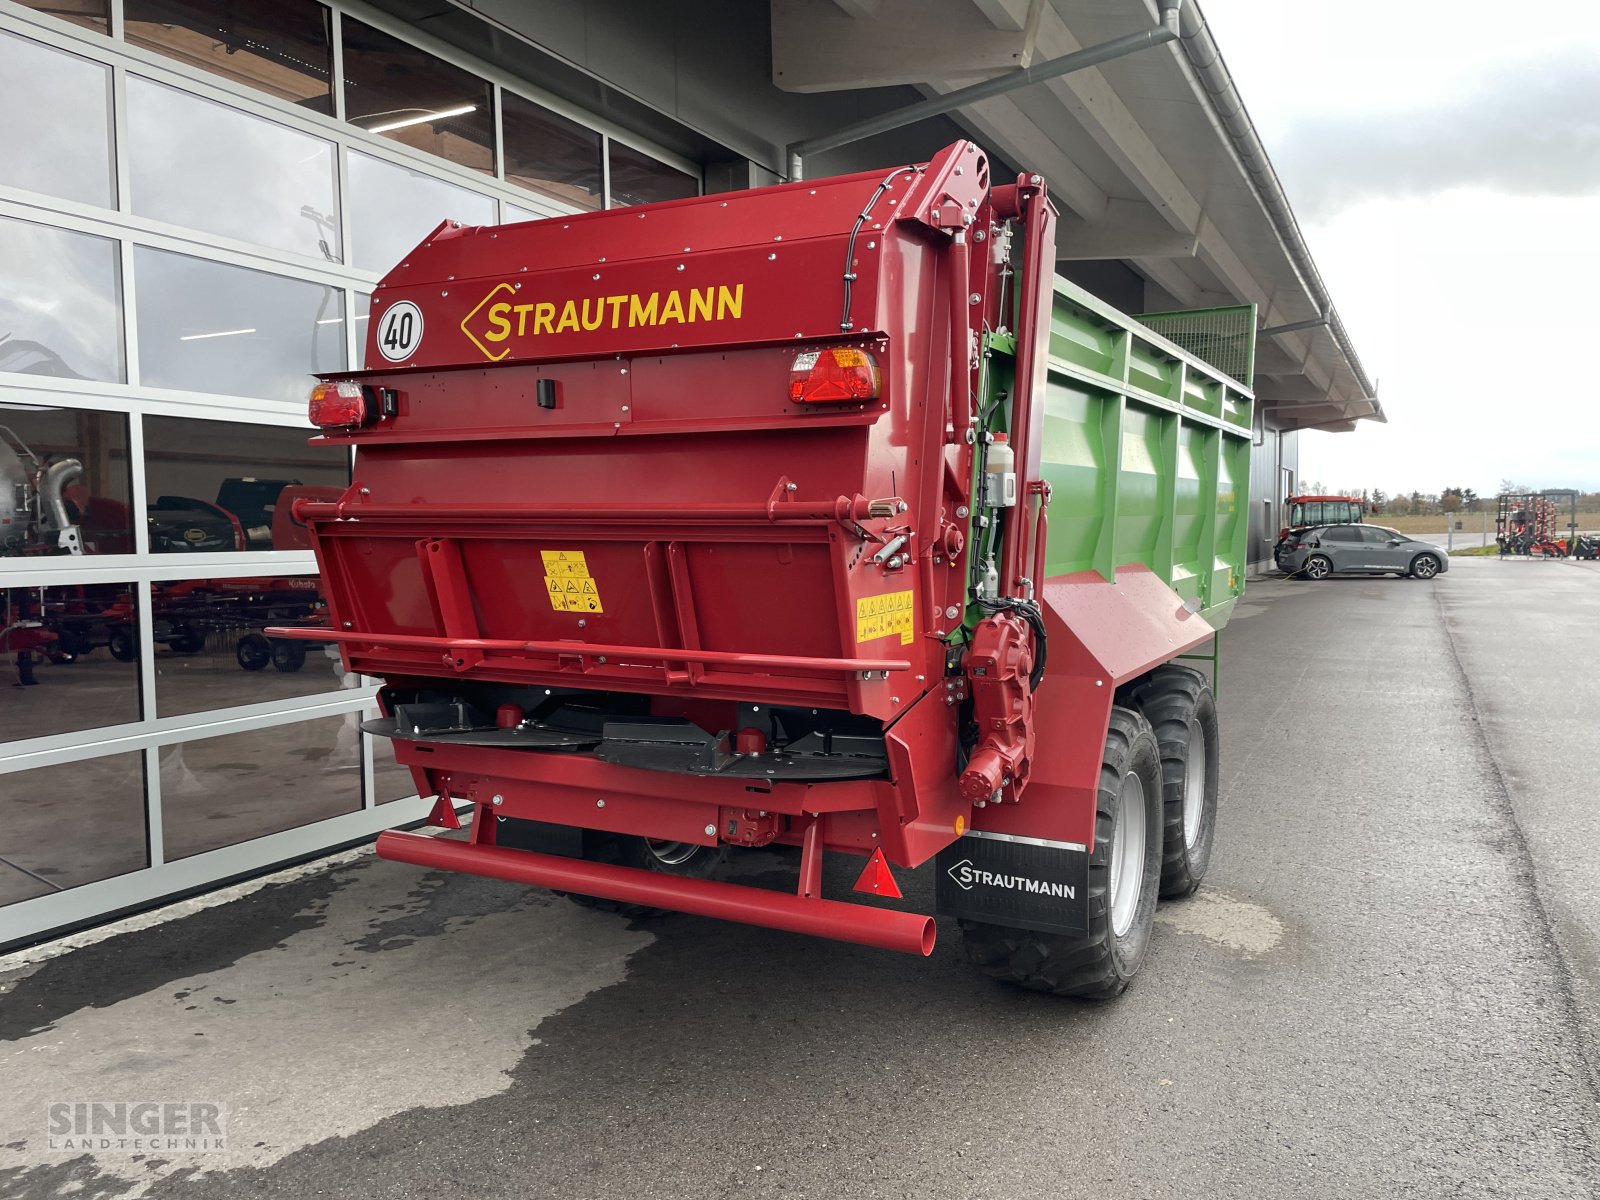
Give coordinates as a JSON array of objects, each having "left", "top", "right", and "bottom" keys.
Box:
[
  {"left": 789, "top": 348, "right": 880, "bottom": 404},
  {"left": 309, "top": 381, "right": 369, "bottom": 429}
]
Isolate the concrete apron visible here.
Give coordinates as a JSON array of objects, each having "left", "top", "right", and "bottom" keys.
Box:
[{"left": 0, "top": 840, "right": 652, "bottom": 1195}]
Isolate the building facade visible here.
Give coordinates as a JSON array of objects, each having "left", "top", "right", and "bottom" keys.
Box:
[{"left": 0, "top": 0, "right": 705, "bottom": 946}]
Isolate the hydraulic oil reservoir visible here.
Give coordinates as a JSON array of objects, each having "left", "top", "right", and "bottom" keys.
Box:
[{"left": 984, "top": 431, "right": 1017, "bottom": 508}]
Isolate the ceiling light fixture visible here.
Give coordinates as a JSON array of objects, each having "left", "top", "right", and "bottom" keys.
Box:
[
  {"left": 368, "top": 104, "right": 476, "bottom": 134},
  {"left": 179, "top": 327, "right": 257, "bottom": 341}
]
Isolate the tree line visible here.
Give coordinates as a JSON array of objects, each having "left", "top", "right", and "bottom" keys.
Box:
[{"left": 1299, "top": 481, "right": 1600, "bottom": 517}]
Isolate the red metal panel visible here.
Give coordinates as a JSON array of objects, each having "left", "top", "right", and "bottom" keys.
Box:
[
  {"left": 460, "top": 774, "right": 721, "bottom": 848},
  {"left": 881, "top": 688, "right": 972, "bottom": 867},
  {"left": 998, "top": 175, "right": 1057, "bottom": 599},
  {"left": 1039, "top": 565, "right": 1214, "bottom": 686},
  {"left": 398, "top": 736, "right": 886, "bottom": 813}
]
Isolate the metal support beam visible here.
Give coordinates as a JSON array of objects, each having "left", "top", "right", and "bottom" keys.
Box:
[
  {"left": 1260, "top": 314, "right": 1329, "bottom": 337},
  {"left": 786, "top": 0, "right": 1184, "bottom": 179}
]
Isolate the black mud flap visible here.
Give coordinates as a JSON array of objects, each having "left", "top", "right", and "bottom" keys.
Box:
[{"left": 935, "top": 833, "right": 1089, "bottom": 937}]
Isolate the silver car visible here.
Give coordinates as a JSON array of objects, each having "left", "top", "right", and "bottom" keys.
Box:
[{"left": 1276, "top": 523, "right": 1448, "bottom": 580}]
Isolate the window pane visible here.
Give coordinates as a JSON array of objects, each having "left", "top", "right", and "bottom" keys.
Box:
[
  {"left": 0, "top": 403, "right": 133, "bottom": 556},
  {"left": 12, "top": 0, "right": 107, "bottom": 33},
  {"left": 151, "top": 575, "right": 357, "bottom": 717},
  {"left": 608, "top": 142, "right": 698, "bottom": 208},
  {"left": 2, "top": 583, "right": 142, "bottom": 742},
  {"left": 503, "top": 92, "right": 601, "bottom": 212},
  {"left": 342, "top": 17, "right": 493, "bottom": 174},
  {"left": 347, "top": 150, "right": 494, "bottom": 273},
  {"left": 128, "top": 77, "right": 341, "bottom": 261},
  {"left": 502, "top": 203, "right": 543, "bottom": 225},
  {"left": 0, "top": 752, "right": 147, "bottom": 907},
  {"left": 124, "top": 0, "right": 333, "bottom": 114},
  {"left": 141, "top": 414, "right": 349, "bottom": 554},
  {"left": 159, "top": 716, "right": 362, "bottom": 859},
  {"left": 0, "top": 216, "right": 124, "bottom": 383},
  {"left": 133, "top": 248, "right": 343, "bottom": 401},
  {"left": 368, "top": 731, "right": 418, "bottom": 804},
  {"left": 0, "top": 31, "right": 114, "bottom": 208}
]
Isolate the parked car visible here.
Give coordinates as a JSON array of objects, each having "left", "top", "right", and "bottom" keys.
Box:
[{"left": 1276, "top": 523, "right": 1448, "bottom": 580}]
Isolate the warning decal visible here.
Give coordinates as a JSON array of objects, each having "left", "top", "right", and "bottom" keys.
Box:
[
  {"left": 856, "top": 590, "right": 914, "bottom": 646},
  {"left": 542, "top": 549, "right": 604, "bottom": 613}
]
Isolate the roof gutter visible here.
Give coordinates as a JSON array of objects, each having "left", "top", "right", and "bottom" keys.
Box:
[
  {"left": 786, "top": 0, "right": 1185, "bottom": 181},
  {"left": 1173, "top": 4, "right": 1381, "bottom": 417}
]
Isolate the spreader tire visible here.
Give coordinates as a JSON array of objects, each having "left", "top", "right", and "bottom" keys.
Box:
[
  {"left": 959, "top": 706, "right": 1163, "bottom": 999},
  {"left": 1129, "top": 666, "right": 1219, "bottom": 899}
]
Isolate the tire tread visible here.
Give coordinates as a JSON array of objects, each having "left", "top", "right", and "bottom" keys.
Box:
[{"left": 1129, "top": 665, "right": 1218, "bottom": 899}]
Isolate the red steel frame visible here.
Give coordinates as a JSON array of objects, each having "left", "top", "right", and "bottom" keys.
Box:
[{"left": 272, "top": 142, "right": 1207, "bottom": 955}]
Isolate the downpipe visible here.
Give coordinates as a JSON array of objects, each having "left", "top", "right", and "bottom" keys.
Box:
[{"left": 375, "top": 830, "right": 938, "bottom": 956}]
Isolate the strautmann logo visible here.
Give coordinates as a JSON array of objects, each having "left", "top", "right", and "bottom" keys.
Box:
[{"left": 945, "top": 858, "right": 1076, "bottom": 900}]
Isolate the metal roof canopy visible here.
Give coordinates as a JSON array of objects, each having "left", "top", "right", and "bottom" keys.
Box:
[{"left": 771, "top": 0, "right": 1383, "bottom": 433}]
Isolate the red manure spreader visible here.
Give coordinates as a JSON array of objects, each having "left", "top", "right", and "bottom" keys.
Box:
[{"left": 270, "top": 142, "right": 1254, "bottom": 996}]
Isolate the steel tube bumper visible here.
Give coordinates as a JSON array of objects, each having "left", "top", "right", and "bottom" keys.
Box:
[{"left": 375, "top": 830, "right": 936, "bottom": 956}]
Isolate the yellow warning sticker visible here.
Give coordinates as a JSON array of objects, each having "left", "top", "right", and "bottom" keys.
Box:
[
  {"left": 541, "top": 549, "right": 604, "bottom": 614},
  {"left": 856, "top": 589, "right": 914, "bottom": 646}
]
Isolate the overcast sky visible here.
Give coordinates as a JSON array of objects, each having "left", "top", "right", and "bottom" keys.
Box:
[{"left": 1198, "top": 0, "right": 1600, "bottom": 497}]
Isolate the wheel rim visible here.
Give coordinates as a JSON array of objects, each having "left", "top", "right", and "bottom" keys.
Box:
[
  {"left": 1108, "top": 769, "right": 1148, "bottom": 939},
  {"left": 1307, "top": 557, "right": 1329, "bottom": 579},
  {"left": 1183, "top": 722, "right": 1206, "bottom": 849},
  {"left": 1416, "top": 556, "right": 1437, "bottom": 578},
  {"left": 643, "top": 839, "right": 700, "bottom": 867}
]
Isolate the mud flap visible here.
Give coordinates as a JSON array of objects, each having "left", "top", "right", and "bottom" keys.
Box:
[{"left": 935, "top": 833, "right": 1088, "bottom": 936}]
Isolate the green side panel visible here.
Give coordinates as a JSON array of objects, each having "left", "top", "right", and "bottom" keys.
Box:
[
  {"left": 1021, "top": 278, "right": 1255, "bottom": 631},
  {"left": 1168, "top": 420, "right": 1208, "bottom": 600}
]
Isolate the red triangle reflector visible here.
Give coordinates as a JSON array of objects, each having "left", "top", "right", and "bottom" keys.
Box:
[
  {"left": 853, "top": 847, "right": 902, "bottom": 899},
  {"left": 425, "top": 793, "right": 462, "bottom": 829}
]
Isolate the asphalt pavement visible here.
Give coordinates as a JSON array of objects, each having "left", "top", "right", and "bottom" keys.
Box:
[{"left": 2, "top": 557, "right": 1597, "bottom": 1199}]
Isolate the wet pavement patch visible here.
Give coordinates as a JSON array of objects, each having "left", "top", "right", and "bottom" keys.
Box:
[{"left": 0, "top": 868, "right": 347, "bottom": 1042}]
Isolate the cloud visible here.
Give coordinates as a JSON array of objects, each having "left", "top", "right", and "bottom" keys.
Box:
[{"left": 1271, "top": 51, "right": 1600, "bottom": 219}]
